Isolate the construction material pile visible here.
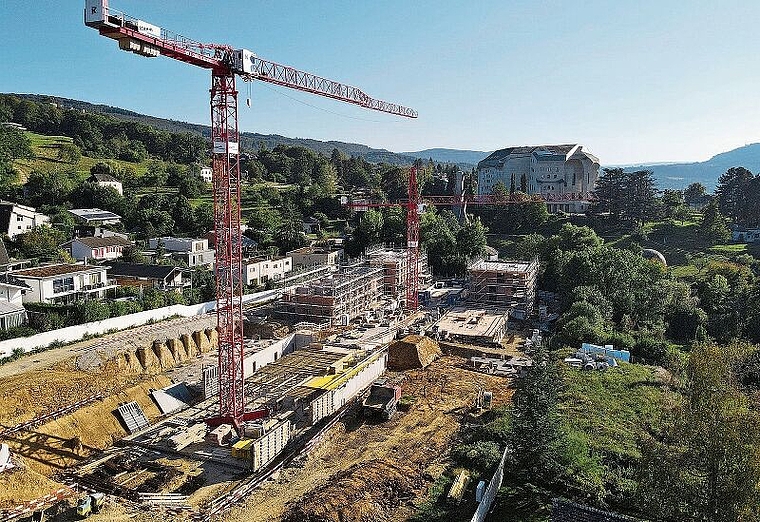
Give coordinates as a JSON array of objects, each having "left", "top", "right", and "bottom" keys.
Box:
[
  {"left": 387, "top": 335, "right": 441, "bottom": 370},
  {"left": 282, "top": 460, "right": 417, "bottom": 522}
]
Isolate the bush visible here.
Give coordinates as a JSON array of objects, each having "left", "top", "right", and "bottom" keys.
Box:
[
  {"left": 452, "top": 440, "right": 502, "bottom": 471},
  {"left": 632, "top": 336, "right": 668, "bottom": 366}
]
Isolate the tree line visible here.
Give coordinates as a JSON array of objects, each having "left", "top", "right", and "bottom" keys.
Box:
[{"left": 0, "top": 94, "right": 205, "bottom": 164}]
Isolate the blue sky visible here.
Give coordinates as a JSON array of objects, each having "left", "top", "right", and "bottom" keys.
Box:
[{"left": 1, "top": 1, "right": 759, "bottom": 165}]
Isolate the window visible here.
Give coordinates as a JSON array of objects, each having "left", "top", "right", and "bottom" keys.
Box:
[{"left": 53, "top": 277, "right": 74, "bottom": 294}]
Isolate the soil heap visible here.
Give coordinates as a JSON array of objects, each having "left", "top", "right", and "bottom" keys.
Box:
[
  {"left": 282, "top": 460, "right": 417, "bottom": 522},
  {"left": 387, "top": 335, "right": 441, "bottom": 370}
]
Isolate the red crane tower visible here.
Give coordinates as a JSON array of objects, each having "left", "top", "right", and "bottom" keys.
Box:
[
  {"left": 345, "top": 171, "right": 594, "bottom": 313},
  {"left": 84, "top": 1, "right": 416, "bottom": 429}
]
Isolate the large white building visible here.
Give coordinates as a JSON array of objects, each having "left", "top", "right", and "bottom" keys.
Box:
[
  {"left": 0, "top": 201, "right": 50, "bottom": 239},
  {"left": 10, "top": 264, "right": 116, "bottom": 304},
  {"left": 477, "top": 144, "right": 600, "bottom": 213}
]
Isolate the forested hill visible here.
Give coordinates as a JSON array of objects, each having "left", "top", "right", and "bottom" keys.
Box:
[
  {"left": 620, "top": 143, "right": 760, "bottom": 191},
  {"left": 8, "top": 93, "right": 417, "bottom": 165}
]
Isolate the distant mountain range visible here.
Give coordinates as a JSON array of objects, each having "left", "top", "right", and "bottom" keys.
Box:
[
  {"left": 401, "top": 148, "right": 490, "bottom": 166},
  {"left": 9, "top": 94, "right": 760, "bottom": 190},
  {"left": 617, "top": 144, "right": 760, "bottom": 191}
]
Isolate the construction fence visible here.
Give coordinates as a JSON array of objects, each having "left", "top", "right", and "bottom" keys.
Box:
[
  {"left": 470, "top": 445, "right": 509, "bottom": 522},
  {"left": 0, "top": 289, "right": 280, "bottom": 358}
]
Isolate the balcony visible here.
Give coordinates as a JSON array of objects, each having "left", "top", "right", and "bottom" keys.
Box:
[{"left": 79, "top": 279, "right": 118, "bottom": 293}]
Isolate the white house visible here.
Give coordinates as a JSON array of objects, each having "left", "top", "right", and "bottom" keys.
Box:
[
  {"left": 68, "top": 208, "right": 122, "bottom": 226},
  {"left": 243, "top": 256, "right": 292, "bottom": 287},
  {"left": 200, "top": 166, "right": 213, "bottom": 184},
  {"left": 477, "top": 144, "right": 600, "bottom": 213},
  {"left": 0, "top": 201, "right": 50, "bottom": 239},
  {"left": 61, "top": 235, "right": 133, "bottom": 262},
  {"left": 148, "top": 237, "right": 215, "bottom": 268},
  {"left": 10, "top": 263, "right": 117, "bottom": 304},
  {"left": 87, "top": 172, "right": 123, "bottom": 195},
  {"left": 0, "top": 279, "right": 28, "bottom": 330}
]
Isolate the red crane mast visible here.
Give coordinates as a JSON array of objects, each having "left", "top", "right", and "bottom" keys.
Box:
[{"left": 84, "top": 1, "right": 416, "bottom": 429}]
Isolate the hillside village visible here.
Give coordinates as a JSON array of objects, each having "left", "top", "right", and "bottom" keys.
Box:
[{"left": 2, "top": 4, "right": 760, "bottom": 522}]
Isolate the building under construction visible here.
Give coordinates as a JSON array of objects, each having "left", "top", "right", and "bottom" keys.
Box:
[
  {"left": 468, "top": 258, "right": 539, "bottom": 319},
  {"left": 366, "top": 245, "right": 431, "bottom": 302},
  {"left": 277, "top": 264, "right": 383, "bottom": 325}
]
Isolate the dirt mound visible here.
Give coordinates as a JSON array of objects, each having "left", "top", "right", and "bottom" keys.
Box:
[
  {"left": 282, "top": 460, "right": 417, "bottom": 522},
  {"left": 387, "top": 335, "right": 441, "bottom": 370},
  {"left": 0, "top": 457, "right": 65, "bottom": 509}
]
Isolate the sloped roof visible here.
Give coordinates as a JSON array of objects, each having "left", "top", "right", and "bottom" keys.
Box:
[
  {"left": 0, "top": 301, "right": 25, "bottom": 317},
  {"left": 478, "top": 144, "right": 600, "bottom": 169},
  {"left": 88, "top": 172, "right": 119, "bottom": 183},
  {"left": 12, "top": 263, "right": 107, "bottom": 279}
]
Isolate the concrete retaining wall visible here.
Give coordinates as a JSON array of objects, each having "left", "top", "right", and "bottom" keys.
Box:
[
  {"left": 242, "top": 333, "right": 296, "bottom": 376},
  {"left": 0, "top": 290, "right": 280, "bottom": 358}
]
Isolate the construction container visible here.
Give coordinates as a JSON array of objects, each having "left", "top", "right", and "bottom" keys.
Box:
[{"left": 231, "top": 439, "right": 254, "bottom": 459}]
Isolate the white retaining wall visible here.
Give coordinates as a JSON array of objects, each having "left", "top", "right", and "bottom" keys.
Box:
[
  {"left": 470, "top": 446, "right": 509, "bottom": 522},
  {"left": 0, "top": 290, "right": 281, "bottom": 358},
  {"left": 309, "top": 351, "right": 388, "bottom": 424}
]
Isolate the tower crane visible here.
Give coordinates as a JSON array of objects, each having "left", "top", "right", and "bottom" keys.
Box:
[
  {"left": 343, "top": 170, "right": 594, "bottom": 313},
  {"left": 84, "top": 0, "right": 416, "bottom": 430}
]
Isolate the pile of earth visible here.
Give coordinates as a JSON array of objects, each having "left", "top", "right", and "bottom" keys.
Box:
[
  {"left": 387, "top": 335, "right": 441, "bottom": 370},
  {"left": 281, "top": 460, "right": 418, "bottom": 522}
]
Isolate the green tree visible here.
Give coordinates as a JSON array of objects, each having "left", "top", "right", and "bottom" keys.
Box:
[
  {"left": 24, "top": 167, "right": 79, "bottom": 206},
  {"left": 456, "top": 216, "right": 487, "bottom": 259},
  {"left": 57, "top": 142, "right": 81, "bottom": 164},
  {"left": 684, "top": 182, "right": 707, "bottom": 206},
  {"left": 637, "top": 342, "right": 760, "bottom": 522},
  {"left": 715, "top": 167, "right": 754, "bottom": 222},
  {"left": 13, "top": 225, "right": 67, "bottom": 260},
  {"left": 700, "top": 199, "right": 730, "bottom": 244},
  {"left": 507, "top": 344, "right": 564, "bottom": 485}
]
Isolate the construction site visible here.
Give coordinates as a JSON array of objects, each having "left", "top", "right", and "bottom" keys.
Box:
[{"left": 0, "top": 2, "right": 544, "bottom": 521}]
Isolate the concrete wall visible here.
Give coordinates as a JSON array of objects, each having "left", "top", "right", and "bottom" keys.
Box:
[
  {"left": 0, "top": 289, "right": 281, "bottom": 358},
  {"left": 242, "top": 333, "right": 296, "bottom": 376}
]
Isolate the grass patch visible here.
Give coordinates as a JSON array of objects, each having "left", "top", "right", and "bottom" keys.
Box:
[
  {"left": 559, "top": 363, "right": 666, "bottom": 462},
  {"left": 13, "top": 131, "right": 151, "bottom": 182}
]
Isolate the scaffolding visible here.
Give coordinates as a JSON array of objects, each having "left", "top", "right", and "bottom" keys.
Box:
[
  {"left": 467, "top": 258, "right": 539, "bottom": 318},
  {"left": 366, "top": 245, "right": 432, "bottom": 303},
  {"left": 276, "top": 264, "right": 383, "bottom": 325}
]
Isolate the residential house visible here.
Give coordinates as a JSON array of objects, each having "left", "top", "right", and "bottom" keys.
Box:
[
  {"left": 200, "top": 166, "right": 213, "bottom": 183},
  {"left": 287, "top": 245, "right": 344, "bottom": 270},
  {"left": 61, "top": 235, "right": 133, "bottom": 262},
  {"left": 243, "top": 256, "right": 292, "bottom": 287},
  {"left": 10, "top": 263, "right": 117, "bottom": 304},
  {"left": 302, "top": 217, "right": 321, "bottom": 235},
  {"left": 732, "top": 226, "right": 760, "bottom": 243},
  {"left": 205, "top": 231, "right": 257, "bottom": 256},
  {"left": 87, "top": 172, "right": 123, "bottom": 195},
  {"left": 0, "top": 201, "right": 50, "bottom": 239},
  {"left": 72, "top": 226, "right": 129, "bottom": 240},
  {"left": 148, "top": 237, "right": 215, "bottom": 268},
  {"left": 106, "top": 262, "right": 190, "bottom": 291},
  {"left": 0, "top": 276, "right": 28, "bottom": 330},
  {"left": 68, "top": 208, "right": 122, "bottom": 226}
]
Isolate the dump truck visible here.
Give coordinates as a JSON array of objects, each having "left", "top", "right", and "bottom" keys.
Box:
[
  {"left": 363, "top": 379, "right": 402, "bottom": 420},
  {"left": 76, "top": 493, "right": 105, "bottom": 518}
]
